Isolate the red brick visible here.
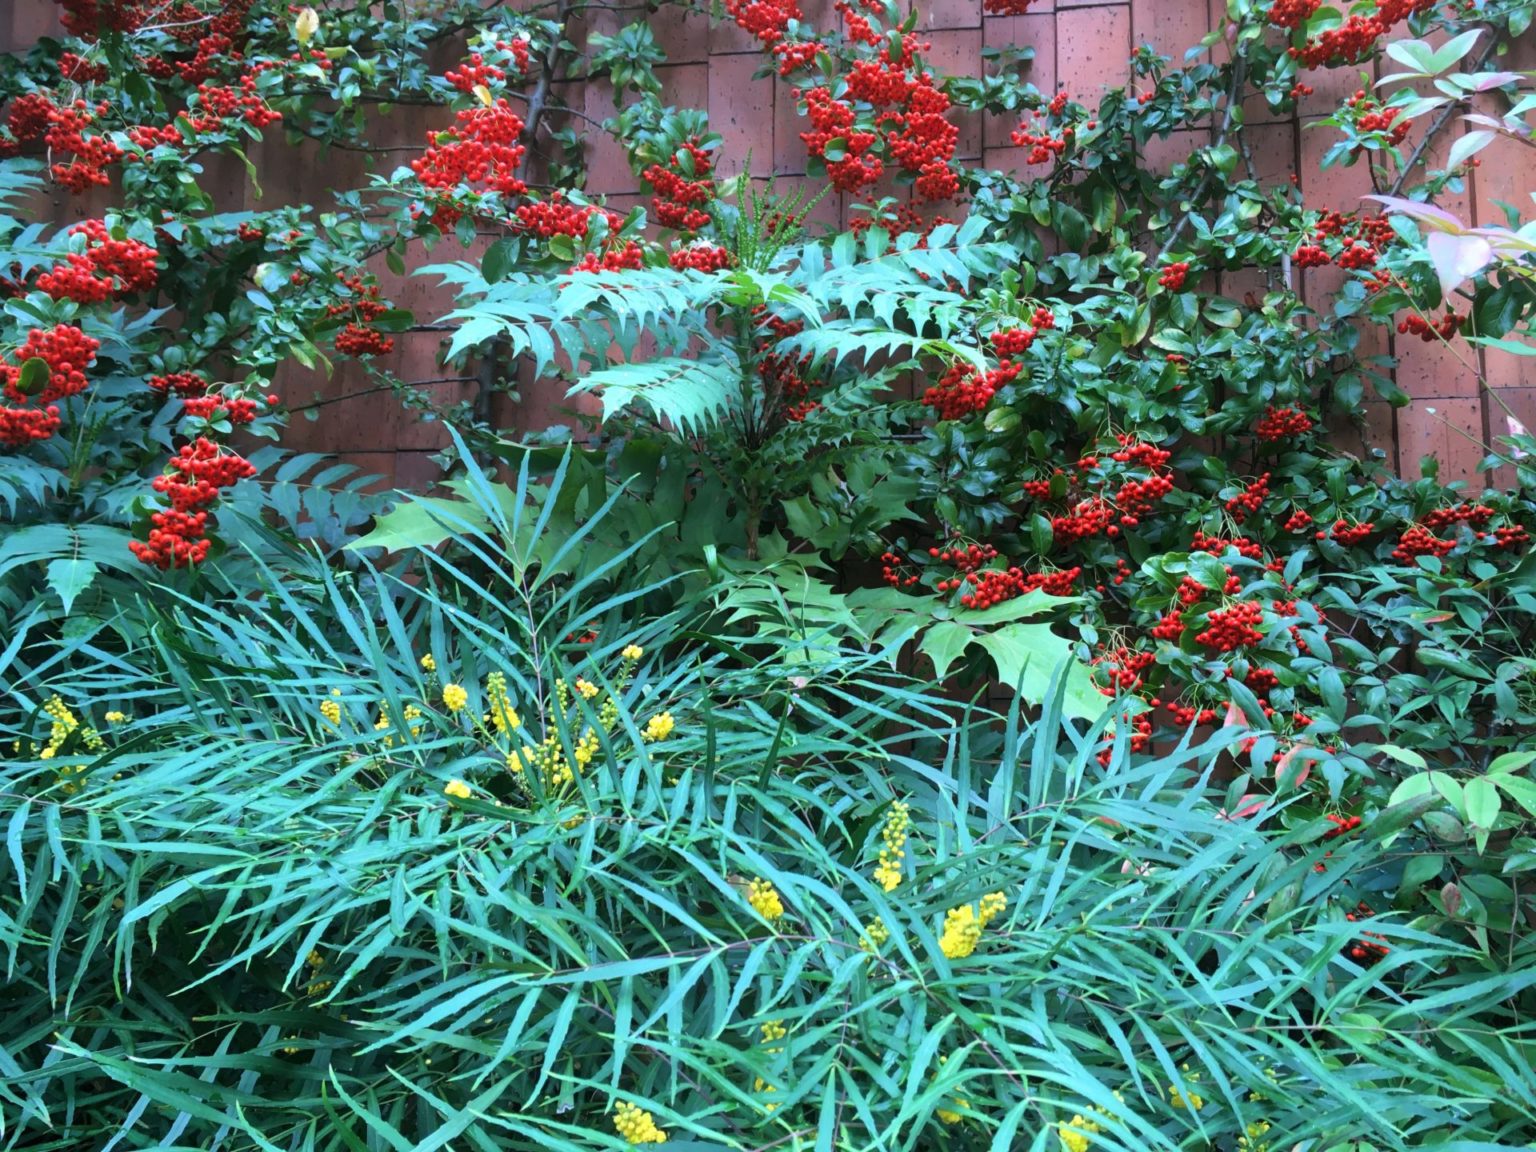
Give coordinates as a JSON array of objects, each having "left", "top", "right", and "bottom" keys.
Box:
[
  {"left": 649, "top": 3, "right": 712, "bottom": 63},
  {"left": 917, "top": 0, "right": 983, "bottom": 30},
  {"left": 1395, "top": 397, "right": 1486, "bottom": 485},
  {"left": 709, "top": 53, "right": 776, "bottom": 180},
  {"left": 1131, "top": 0, "right": 1210, "bottom": 62},
  {"left": 1057, "top": 5, "right": 1131, "bottom": 97},
  {"left": 1394, "top": 329, "right": 1482, "bottom": 401}
]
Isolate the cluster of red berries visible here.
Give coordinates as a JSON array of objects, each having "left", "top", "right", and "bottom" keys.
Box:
[
  {"left": 983, "top": 0, "right": 1036, "bottom": 12},
  {"left": 921, "top": 359, "right": 1022, "bottom": 420},
  {"left": 801, "top": 87, "right": 881, "bottom": 194},
  {"left": 929, "top": 541, "right": 999, "bottom": 592},
  {"left": 1053, "top": 496, "right": 1119, "bottom": 543},
  {"left": 0, "top": 323, "right": 98, "bottom": 444},
  {"left": 58, "top": 51, "right": 108, "bottom": 82},
  {"left": 149, "top": 371, "right": 209, "bottom": 397},
  {"left": 880, "top": 550, "right": 920, "bottom": 588},
  {"left": 130, "top": 437, "right": 256, "bottom": 568},
  {"left": 36, "top": 220, "right": 158, "bottom": 303},
  {"left": 1324, "top": 812, "right": 1363, "bottom": 839},
  {"left": 1009, "top": 113, "right": 1071, "bottom": 166},
  {"left": 1094, "top": 645, "right": 1155, "bottom": 694},
  {"left": 773, "top": 40, "right": 822, "bottom": 77},
  {"left": 1195, "top": 601, "right": 1265, "bottom": 652},
  {"left": 513, "top": 192, "right": 617, "bottom": 240},
  {"left": 1398, "top": 311, "right": 1461, "bottom": 342},
  {"left": 1157, "top": 261, "right": 1190, "bottom": 291},
  {"left": 1150, "top": 610, "right": 1185, "bottom": 641},
  {"left": 1191, "top": 531, "right": 1265, "bottom": 562},
  {"left": 571, "top": 239, "right": 647, "bottom": 274},
  {"left": 445, "top": 53, "right": 506, "bottom": 94},
  {"left": 1391, "top": 523, "right": 1455, "bottom": 562},
  {"left": 182, "top": 392, "right": 274, "bottom": 425},
  {"left": 58, "top": 0, "right": 150, "bottom": 39},
  {"left": 327, "top": 272, "right": 394, "bottom": 358},
  {"left": 1422, "top": 502, "right": 1493, "bottom": 532},
  {"left": 670, "top": 242, "right": 733, "bottom": 272},
  {"left": 642, "top": 139, "right": 716, "bottom": 232},
  {"left": 1290, "top": 0, "right": 1435, "bottom": 68},
  {"left": 1343, "top": 901, "right": 1391, "bottom": 962},
  {"left": 990, "top": 308, "right": 1056, "bottom": 355},
  {"left": 1255, "top": 405, "right": 1314, "bottom": 442},
  {"left": 1284, "top": 509, "right": 1314, "bottom": 532},
  {"left": 1347, "top": 91, "right": 1411, "bottom": 145},
  {"left": 1098, "top": 709, "right": 1152, "bottom": 765},
  {"left": 1265, "top": 0, "right": 1320, "bottom": 28},
  {"left": 1226, "top": 473, "right": 1271, "bottom": 525},
  {"left": 43, "top": 99, "right": 123, "bottom": 192},
  {"left": 958, "top": 563, "right": 1080, "bottom": 608},
  {"left": 411, "top": 97, "right": 528, "bottom": 201},
  {"left": 1318, "top": 519, "right": 1374, "bottom": 546},
  {"left": 724, "top": 0, "right": 802, "bottom": 43}
]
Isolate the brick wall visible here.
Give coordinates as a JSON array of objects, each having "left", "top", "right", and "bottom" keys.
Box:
[{"left": 5, "top": 1, "right": 1533, "bottom": 489}]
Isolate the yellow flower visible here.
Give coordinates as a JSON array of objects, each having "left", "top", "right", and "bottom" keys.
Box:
[
  {"left": 320, "top": 698, "right": 341, "bottom": 726},
  {"left": 485, "top": 671, "right": 520, "bottom": 734},
  {"left": 1238, "top": 1120, "right": 1272, "bottom": 1152},
  {"left": 861, "top": 916, "right": 890, "bottom": 951},
  {"left": 420, "top": 654, "right": 436, "bottom": 672},
  {"left": 760, "top": 1020, "right": 787, "bottom": 1045},
  {"left": 939, "top": 904, "right": 982, "bottom": 959},
  {"left": 444, "top": 779, "right": 472, "bottom": 799},
  {"left": 1168, "top": 1064, "right": 1205, "bottom": 1111},
  {"left": 978, "top": 891, "right": 1007, "bottom": 925},
  {"left": 442, "top": 683, "right": 468, "bottom": 712},
  {"left": 612, "top": 1100, "right": 666, "bottom": 1144},
  {"left": 574, "top": 677, "right": 601, "bottom": 700},
  {"left": 104, "top": 710, "right": 127, "bottom": 724},
  {"left": 622, "top": 643, "right": 644, "bottom": 661},
  {"left": 747, "top": 878, "right": 784, "bottom": 923},
  {"left": 934, "top": 1055, "right": 969, "bottom": 1124},
  {"left": 642, "top": 712, "right": 674, "bottom": 743},
  {"left": 873, "top": 799, "right": 910, "bottom": 892},
  {"left": 1058, "top": 1115, "right": 1100, "bottom": 1152}
]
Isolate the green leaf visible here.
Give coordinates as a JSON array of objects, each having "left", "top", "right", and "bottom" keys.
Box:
[
  {"left": 15, "top": 357, "right": 49, "bottom": 397},
  {"left": 976, "top": 622, "right": 1106, "bottom": 720},
  {"left": 919, "top": 620, "right": 975, "bottom": 681},
  {"left": 45, "top": 556, "right": 98, "bottom": 614}
]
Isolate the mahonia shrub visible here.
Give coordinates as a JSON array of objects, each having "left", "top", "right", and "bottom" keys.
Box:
[{"left": 5, "top": 466, "right": 1533, "bottom": 1149}]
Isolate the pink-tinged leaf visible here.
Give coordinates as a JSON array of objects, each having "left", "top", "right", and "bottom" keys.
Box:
[
  {"left": 1474, "top": 226, "right": 1536, "bottom": 256},
  {"left": 1426, "top": 231, "right": 1494, "bottom": 299},
  {"left": 1464, "top": 71, "right": 1523, "bottom": 92},
  {"left": 1275, "top": 741, "right": 1314, "bottom": 790},
  {"left": 1120, "top": 859, "right": 1154, "bottom": 877},
  {"left": 1217, "top": 794, "right": 1266, "bottom": 821},
  {"left": 1446, "top": 130, "right": 1495, "bottom": 170},
  {"left": 1507, "top": 414, "right": 1529, "bottom": 459},
  {"left": 1363, "top": 194, "right": 1466, "bottom": 233}
]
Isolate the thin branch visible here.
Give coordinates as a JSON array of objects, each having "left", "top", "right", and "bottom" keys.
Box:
[
  {"left": 1154, "top": 54, "right": 1249, "bottom": 265},
  {"left": 1385, "top": 32, "right": 1499, "bottom": 198}
]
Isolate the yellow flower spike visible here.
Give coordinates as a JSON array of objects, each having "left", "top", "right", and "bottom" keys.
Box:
[
  {"left": 1058, "top": 1115, "right": 1100, "bottom": 1152},
  {"left": 622, "top": 643, "right": 644, "bottom": 661},
  {"left": 612, "top": 1100, "right": 667, "bottom": 1144},
  {"left": 320, "top": 697, "right": 341, "bottom": 726},
  {"left": 860, "top": 916, "right": 890, "bottom": 951},
  {"left": 573, "top": 677, "right": 600, "bottom": 701},
  {"left": 872, "top": 800, "right": 910, "bottom": 891},
  {"left": 760, "top": 1020, "right": 787, "bottom": 1045},
  {"left": 442, "top": 683, "right": 467, "bottom": 712},
  {"left": 642, "top": 712, "right": 674, "bottom": 743},
  {"left": 977, "top": 891, "right": 1007, "bottom": 926},
  {"left": 104, "top": 710, "right": 127, "bottom": 724},
  {"left": 443, "top": 779, "right": 472, "bottom": 800},
  {"left": 939, "top": 904, "right": 982, "bottom": 959},
  {"left": 420, "top": 654, "right": 436, "bottom": 673},
  {"left": 746, "top": 878, "right": 784, "bottom": 923},
  {"left": 485, "top": 672, "right": 520, "bottom": 734},
  {"left": 934, "top": 1055, "right": 970, "bottom": 1124}
]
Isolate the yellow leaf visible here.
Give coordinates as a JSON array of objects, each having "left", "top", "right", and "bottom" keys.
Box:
[
  {"left": 472, "top": 84, "right": 495, "bottom": 107},
  {"left": 294, "top": 6, "right": 319, "bottom": 45}
]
